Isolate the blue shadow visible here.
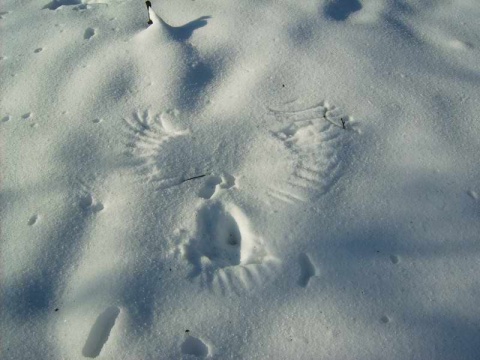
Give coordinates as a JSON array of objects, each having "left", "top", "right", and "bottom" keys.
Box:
[{"left": 324, "top": 0, "right": 362, "bottom": 21}]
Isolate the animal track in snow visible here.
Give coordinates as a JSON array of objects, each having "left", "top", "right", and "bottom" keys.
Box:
[
  {"left": 82, "top": 306, "right": 120, "bottom": 358},
  {"left": 0, "top": 11, "right": 10, "bottom": 19},
  {"left": 34, "top": 48, "right": 43, "bottom": 53},
  {"left": 125, "top": 109, "right": 240, "bottom": 195},
  {"left": 389, "top": 255, "right": 399, "bottom": 264},
  {"left": 2, "top": 115, "right": 11, "bottom": 122},
  {"left": 43, "top": 0, "right": 82, "bottom": 10},
  {"left": 43, "top": 1, "right": 110, "bottom": 10},
  {"left": 181, "top": 335, "right": 210, "bottom": 358},
  {"left": 79, "top": 193, "right": 104, "bottom": 213},
  {"left": 198, "top": 175, "right": 222, "bottom": 199},
  {"left": 298, "top": 252, "right": 317, "bottom": 287},
  {"left": 268, "top": 102, "right": 353, "bottom": 204},
  {"left": 22, "top": 112, "right": 32, "bottom": 119},
  {"left": 380, "top": 315, "right": 390, "bottom": 324},
  {"left": 28, "top": 214, "right": 39, "bottom": 226},
  {"left": 84, "top": 28, "right": 95, "bottom": 40},
  {"left": 198, "top": 173, "right": 236, "bottom": 199},
  {"left": 183, "top": 202, "right": 275, "bottom": 294},
  {"left": 125, "top": 102, "right": 354, "bottom": 209},
  {"left": 124, "top": 109, "right": 197, "bottom": 190}
]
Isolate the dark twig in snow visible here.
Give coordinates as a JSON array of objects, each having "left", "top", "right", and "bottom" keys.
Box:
[
  {"left": 146, "top": 1, "right": 153, "bottom": 25},
  {"left": 181, "top": 174, "right": 207, "bottom": 183},
  {"left": 322, "top": 113, "right": 347, "bottom": 129}
]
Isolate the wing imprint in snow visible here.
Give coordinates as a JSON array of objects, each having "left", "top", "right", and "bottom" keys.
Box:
[
  {"left": 267, "top": 101, "right": 354, "bottom": 204},
  {"left": 123, "top": 109, "right": 190, "bottom": 190}
]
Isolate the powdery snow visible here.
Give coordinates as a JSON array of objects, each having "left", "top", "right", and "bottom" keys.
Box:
[{"left": 1, "top": 0, "right": 480, "bottom": 359}]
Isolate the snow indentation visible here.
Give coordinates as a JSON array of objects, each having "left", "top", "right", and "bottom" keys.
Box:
[
  {"left": 298, "top": 252, "right": 317, "bottom": 287},
  {"left": 268, "top": 102, "right": 353, "bottom": 204},
  {"left": 181, "top": 335, "right": 209, "bottom": 358},
  {"left": 28, "top": 214, "right": 39, "bottom": 226},
  {"left": 43, "top": 0, "right": 110, "bottom": 10},
  {"left": 79, "top": 193, "right": 104, "bottom": 213},
  {"left": 183, "top": 202, "right": 275, "bottom": 293},
  {"left": 389, "top": 255, "right": 400, "bottom": 264},
  {"left": 123, "top": 109, "right": 193, "bottom": 190},
  {"left": 198, "top": 173, "right": 236, "bottom": 199},
  {"left": 82, "top": 306, "right": 120, "bottom": 358},
  {"left": 84, "top": 28, "right": 96, "bottom": 40}
]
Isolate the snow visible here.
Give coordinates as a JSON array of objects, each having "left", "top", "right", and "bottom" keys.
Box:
[{"left": 1, "top": 0, "right": 480, "bottom": 359}]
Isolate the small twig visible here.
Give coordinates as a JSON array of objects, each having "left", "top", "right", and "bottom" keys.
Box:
[
  {"left": 146, "top": 1, "right": 153, "bottom": 25},
  {"left": 181, "top": 174, "right": 207, "bottom": 183},
  {"left": 322, "top": 113, "right": 346, "bottom": 129}
]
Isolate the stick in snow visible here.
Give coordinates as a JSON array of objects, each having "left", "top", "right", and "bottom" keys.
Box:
[
  {"left": 146, "top": 1, "right": 153, "bottom": 25},
  {"left": 181, "top": 174, "right": 207, "bottom": 183}
]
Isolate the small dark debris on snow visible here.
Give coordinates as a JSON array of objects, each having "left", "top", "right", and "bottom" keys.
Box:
[
  {"left": 182, "top": 174, "right": 207, "bottom": 183},
  {"left": 146, "top": 1, "right": 153, "bottom": 25}
]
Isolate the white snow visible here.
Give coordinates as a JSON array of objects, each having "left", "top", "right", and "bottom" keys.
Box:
[{"left": 1, "top": 0, "right": 480, "bottom": 359}]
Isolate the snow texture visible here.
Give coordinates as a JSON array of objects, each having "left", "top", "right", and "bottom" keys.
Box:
[{"left": 1, "top": 0, "right": 480, "bottom": 359}]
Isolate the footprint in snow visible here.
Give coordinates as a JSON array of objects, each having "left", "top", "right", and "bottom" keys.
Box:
[
  {"left": 79, "top": 193, "right": 104, "bottom": 213},
  {"left": 181, "top": 335, "right": 210, "bottom": 358},
  {"left": 28, "top": 214, "right": 39, "bottom": 226},
  {"left": 298, "top": 252, "right": 317, "bottom": 287},
  {"left": 78, "top": 181, "right": 105, "bottom": 213},
  {"left": 389, "top": 255, "right": 399, "bottom": 264},
  {"left": 380, "top": 315, "right": 390, "bottom": 324},
  {"left": 198, "top": 173, "right": 236, "bottom": 199},
  {"left": 182, "top": 202, "right": 276, "bottom": 294},
  {"left": 43, "top": 1, "right": 113, "bottom": 10},
  {"left": 82, "top": 306, "right": 120, "bottom": 358},
  {"left": 84, "top": 28, "right": 95, "bottom": 40}
]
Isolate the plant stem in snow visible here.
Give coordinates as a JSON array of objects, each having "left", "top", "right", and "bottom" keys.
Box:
[{"left": 146, "top": 1, "right": 153, "bottom": 25}]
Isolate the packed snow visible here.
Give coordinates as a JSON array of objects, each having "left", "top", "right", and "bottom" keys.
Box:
[{"left": 1, "top": 0, "right": 480, "bottom": 359}]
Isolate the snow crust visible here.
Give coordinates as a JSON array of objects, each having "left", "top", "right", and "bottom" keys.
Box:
[{"left": 1, "top": 0, "right": 480, "bottom": 359}]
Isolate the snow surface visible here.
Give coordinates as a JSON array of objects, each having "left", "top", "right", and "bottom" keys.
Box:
[{"left": 1, "top": 0, "right": 480, "bottom": 359}]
